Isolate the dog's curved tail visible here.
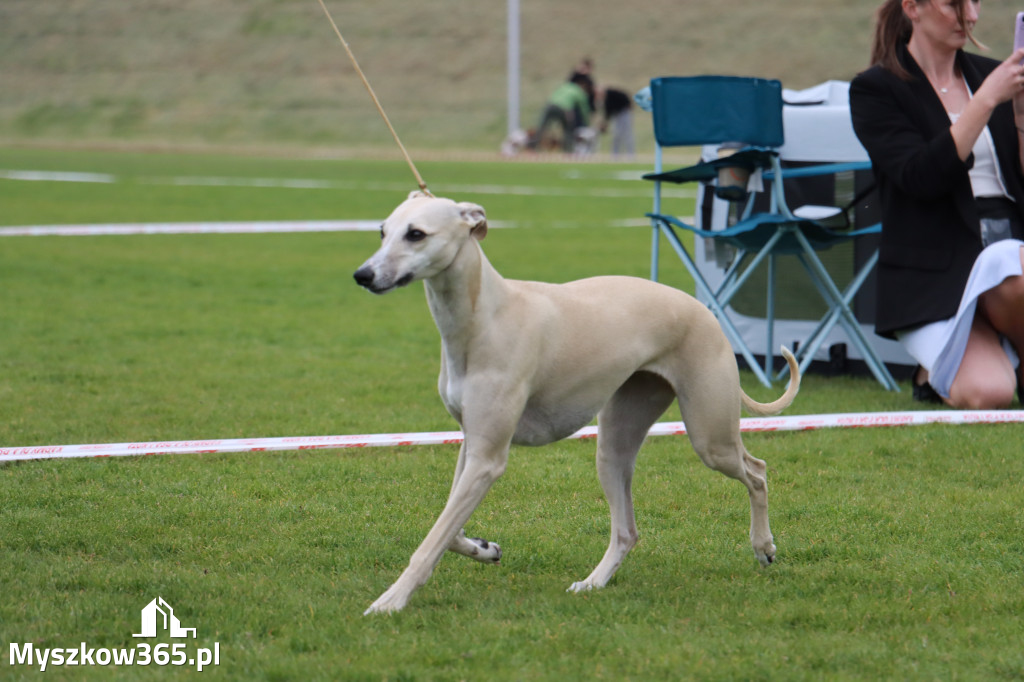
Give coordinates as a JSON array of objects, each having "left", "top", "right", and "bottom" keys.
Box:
[{"left": 740, "top": 347, "right": 801, "bottom": 416}]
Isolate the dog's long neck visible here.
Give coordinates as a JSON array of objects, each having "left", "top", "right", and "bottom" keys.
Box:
[{"left": 424, "top": 238, "right": 505, "bottom": 366}]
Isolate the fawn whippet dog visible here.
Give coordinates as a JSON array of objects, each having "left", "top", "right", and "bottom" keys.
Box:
[{"left": 353, "top": 191, "right": 799, "bottom": 614}]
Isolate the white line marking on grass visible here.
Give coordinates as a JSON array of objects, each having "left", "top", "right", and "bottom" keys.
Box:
[
  {"left": 1, "top": 167, "right": 693, "bottom": 234},
  {"left": 160, "top": 176, "right": 339, "bottom": 190},
  {"left": 0, "top": 221, "right": 382, "bottom": 236},
  {"left": 0, "top": 217, "right": 674, "bottom": 236},
  {"left": 0, "top": 170, "right": 117, "bottom": 183},
  {"left": 150, "top": 175, "right": 686, "bottom": 199},
  {"left": 1, "top": 169, "right": 695, "bottom": 199}
]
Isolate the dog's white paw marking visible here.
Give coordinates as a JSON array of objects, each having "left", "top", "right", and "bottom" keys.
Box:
[
  {"left": 363, "top": 585, "right": 410, "bottom": 615},
  {"left": 755, "top": 543, "right": 777, "bottom": 567},
  {"left": 566, "top": 580, "right": 596, "bottom": 593},
  {"left": 364, "top": 601, "right": 397, "bottom": 616},
  {"left": 468, "top": 537, "right": 502, "bottom": 564}
]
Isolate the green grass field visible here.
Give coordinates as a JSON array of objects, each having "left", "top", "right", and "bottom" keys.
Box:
[{"left": 2, "top": 148, "right": 1024, "bottom": 681}]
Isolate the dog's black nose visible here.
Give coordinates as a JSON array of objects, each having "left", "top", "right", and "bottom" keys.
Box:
[{"left": 353, "top": 267, "right": 375, "bottom": 288}]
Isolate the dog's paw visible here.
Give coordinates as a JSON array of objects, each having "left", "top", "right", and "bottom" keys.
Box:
[
  {"left": 467, "top": 537, "right": 502, "bottom": 564},
  {"left": 754, "top": 542, "right": 777, "bottom": 567},
  {"left": 363, "top": 601, "right": 397, "bottom": 616},
  {"left": 566, "top": 580, "right": 597, "bottom": 593},
  {"left": 448, "top": 531, "right": 502, "bottom": 563},
  {"left": 363, "top": 585, "right": 410, "bottom": 615}
]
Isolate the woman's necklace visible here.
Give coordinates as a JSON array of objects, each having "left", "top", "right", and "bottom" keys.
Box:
[{"left": 934, "top": 72, "right": 960, "bottom": 95}]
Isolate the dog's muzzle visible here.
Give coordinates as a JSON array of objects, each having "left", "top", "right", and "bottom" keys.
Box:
[
  {"left": 353, "top": 266, "right": 376, "bottom": 289},
  {"left": 353, "top": 266, "right": 413, "bottom": 293}
]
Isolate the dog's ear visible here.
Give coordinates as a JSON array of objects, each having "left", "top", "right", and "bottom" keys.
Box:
[{"left": 458, "top": 202, "right": 488, "bottom": 241}]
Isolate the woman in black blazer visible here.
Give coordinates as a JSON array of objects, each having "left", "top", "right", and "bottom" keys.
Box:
[{"left": 850, "top": 0, "right": 1024, "bottom": 408}]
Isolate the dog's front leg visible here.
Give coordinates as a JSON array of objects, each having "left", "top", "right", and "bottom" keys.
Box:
[
  {"left": 364, "top": 440, "right": 509, "bottom": 615},
  {"left": 445, "top": 442, "right": 503, "bottom": 563}
]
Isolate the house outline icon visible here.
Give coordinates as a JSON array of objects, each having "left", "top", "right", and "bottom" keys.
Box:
[{"left": 132, "top": 597, "right": 197, "bottom": 638}]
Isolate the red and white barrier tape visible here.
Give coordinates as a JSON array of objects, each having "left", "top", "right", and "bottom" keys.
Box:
[{"left": 2, "top": 411, "right": 1022, "bottom": 463}]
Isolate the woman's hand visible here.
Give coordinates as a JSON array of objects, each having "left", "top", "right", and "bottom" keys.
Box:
[
  {"left": 1010, "top": 49, "right": 1024, "bottom": 125},
  {"left": 951, "top": 48, "right": 1024, "bottom": 162},
  {"left": 979, "top": 48, "right": 1024, "bottom": 110}
]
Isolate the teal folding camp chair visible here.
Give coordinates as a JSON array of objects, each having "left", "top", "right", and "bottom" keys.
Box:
[{"left": 642, "top": 76, "right": 898, "bottom": 390}]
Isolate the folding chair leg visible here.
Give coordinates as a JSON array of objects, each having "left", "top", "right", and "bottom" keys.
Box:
[
  {"left": 791, "top": 233, "right": 899, "bottom": 391},
  {"left": 790, "top": 250, "right": 879, "bottom": 379},
  {"left": 766, "top": 252, "right": 777, "bottom": 381},
  {"left": 710, "top": 230, "right": 790, "bottom": 382},
  {"left": 657, "top": 222, "right": 773, "bottom": 388},
  {"left": 650, "top": 223, "right": 661, "bottom": 282},
  {"left": 713, "top": 229, "right": 787, "bottom": 309}
]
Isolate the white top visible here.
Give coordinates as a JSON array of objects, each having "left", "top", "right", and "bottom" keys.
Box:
[{"left": 949, "top": 82, "right": 1013, "bottom": 200}]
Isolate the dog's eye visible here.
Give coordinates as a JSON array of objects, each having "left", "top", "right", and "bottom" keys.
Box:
[
  {"left": 405, "top": 228, "right": 427, "bottom": 242},
  {"left": 378, "top": 225, "right": 385, "bottom": 241}
]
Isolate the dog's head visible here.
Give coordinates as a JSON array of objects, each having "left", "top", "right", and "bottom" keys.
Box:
[{"left": 353, "top": 191, "right": 487, "bottom": 294}]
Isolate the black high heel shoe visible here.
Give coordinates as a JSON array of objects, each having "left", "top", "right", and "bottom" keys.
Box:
[{"left": 912, "top": 365, "right": 943, "bottom": 404}]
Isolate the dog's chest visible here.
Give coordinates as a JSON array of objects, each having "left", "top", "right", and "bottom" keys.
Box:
[
  {"left": 511, "top": 403, "right": 595, "bottom": 446},
  {"left": 439, "top": 365, "right": 595, "bottom": 447},
  {"left": 437, "top": 360, "right": 466, "bottom": 424}
]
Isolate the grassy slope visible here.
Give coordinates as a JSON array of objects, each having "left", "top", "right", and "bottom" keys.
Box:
[{"left": 0, "top": 0, "right": 1019, "bottom": 154}]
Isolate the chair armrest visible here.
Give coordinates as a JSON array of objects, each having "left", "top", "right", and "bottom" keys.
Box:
[
  {"left": 764, "top": 161, "right": 871, "bottom": 181},
  {"left": 642, "top": 147, "right": 779, "bottom": 184}
]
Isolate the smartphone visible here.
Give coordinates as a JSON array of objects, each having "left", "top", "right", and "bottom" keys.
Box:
[{"left": 1015, "top": 12, "right": 1024, "bottom": 54}]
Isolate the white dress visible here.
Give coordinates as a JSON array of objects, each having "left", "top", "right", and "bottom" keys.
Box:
[{"left": 897, "top": 239, "right": 1023, "bottom": 398}]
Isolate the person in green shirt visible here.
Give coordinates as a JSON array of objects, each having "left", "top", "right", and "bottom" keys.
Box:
[{"left": 528, "top": 73, "right": 594, "bottom": 152}]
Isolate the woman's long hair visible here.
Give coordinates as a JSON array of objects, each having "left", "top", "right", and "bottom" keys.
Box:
[{"left": 869, "top": 0, "right": 985, "bottom": 78}]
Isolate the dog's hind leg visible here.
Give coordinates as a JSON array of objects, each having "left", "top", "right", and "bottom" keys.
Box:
[
  {"left": 568, "top": 371, "right": 675, "bottom": 593},
  {"left": 678, "top": 386, "right": 776, "bottom": 567}
]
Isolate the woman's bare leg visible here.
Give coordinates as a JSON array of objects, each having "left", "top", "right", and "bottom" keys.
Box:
[
  {"left": 947, "top": 316, "right": 1015, "bottom": 408},
  {"left": 949, "top": 248, "right": 1024, "bottom": 410}
]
